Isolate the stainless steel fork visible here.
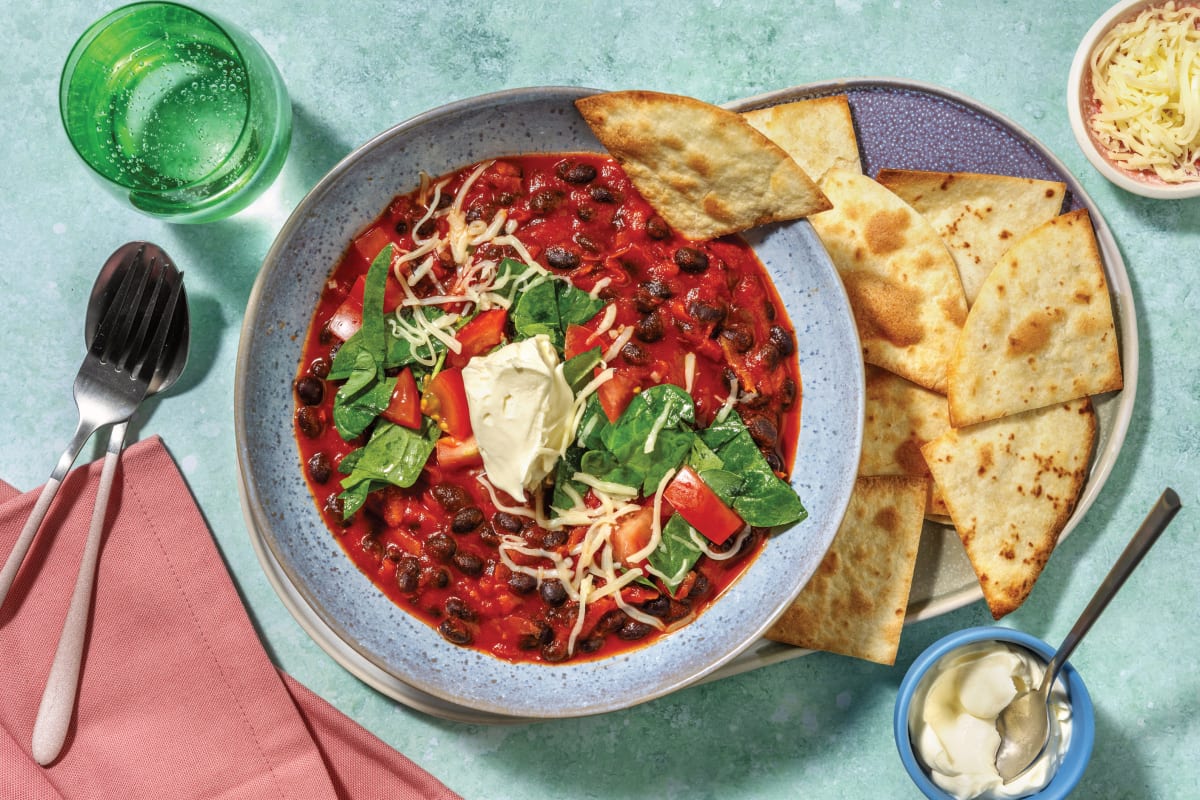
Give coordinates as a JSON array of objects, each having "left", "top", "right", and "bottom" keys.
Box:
[{"left": 0, "top": 247, "right": 185, "bottom": 607}]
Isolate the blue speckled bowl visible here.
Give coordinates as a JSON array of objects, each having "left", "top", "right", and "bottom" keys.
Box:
[
  {"left": 895, "top": 627, "right": 1095, "bottom": 800},
  {"left": 235, "top": 86, "right": 864, "bottom": 718}
]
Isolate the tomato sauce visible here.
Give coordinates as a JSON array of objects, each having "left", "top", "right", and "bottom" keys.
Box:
[{"left": 293, "top": 153, "right": 802, "bottom": 664}]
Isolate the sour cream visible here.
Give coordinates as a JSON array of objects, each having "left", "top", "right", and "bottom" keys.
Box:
[
  {"left": 461, "top": 335, "right": 576, "bottom": 500},
  {"left": 910, "top": 641, "right": 1072, "bottom": 800}
]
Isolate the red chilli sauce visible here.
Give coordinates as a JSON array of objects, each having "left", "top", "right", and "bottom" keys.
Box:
[{"left": 292, "top": 153, "right": 802, "bottom": 665}]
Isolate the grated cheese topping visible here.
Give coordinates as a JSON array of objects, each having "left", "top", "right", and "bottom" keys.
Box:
[{"left": 1089, "top": 1, "right": 1200, "bottom": 181}]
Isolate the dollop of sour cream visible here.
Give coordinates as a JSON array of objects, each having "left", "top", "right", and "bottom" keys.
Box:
[
  {"left": 910, "top": 641, "right": 1073, "bottom": 800},
  {"left": 461, "top": 335, "right": 576, "bottom": 500}
]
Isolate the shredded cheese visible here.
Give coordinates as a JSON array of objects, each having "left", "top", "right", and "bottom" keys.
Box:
[{"left": 1089, "top": 1, "right": 1200, "bottom": 181}]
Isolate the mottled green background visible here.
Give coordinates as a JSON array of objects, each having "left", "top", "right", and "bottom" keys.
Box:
[{"left": 2, "top": 1, "right": 1197, "bottom": 797}]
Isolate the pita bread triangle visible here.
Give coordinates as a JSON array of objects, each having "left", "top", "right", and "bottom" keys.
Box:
[
  {"left": 575, "top": 90, "right": 830, "bottom": 240},
  {"left": 947, "top": 208, "right": 1123, "bottom": 427}
]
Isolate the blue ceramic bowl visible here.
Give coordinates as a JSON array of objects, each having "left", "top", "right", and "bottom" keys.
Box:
[
  {"left": 235, "top": 87, "right": 864, "bottom": 718},
  {"left": 894, "top": 627, "right": 1095, "bottom": 800}
]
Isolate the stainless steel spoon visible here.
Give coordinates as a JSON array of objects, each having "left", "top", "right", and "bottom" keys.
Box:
[
  {"left": 25, "top": 242, "right": 189, "bottom": 765},
  {"left": 994, "top": 488, "right": 1182, "bottom": 782}
]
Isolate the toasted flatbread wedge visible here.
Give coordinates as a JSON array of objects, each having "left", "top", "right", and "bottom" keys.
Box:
[
  {"left": 742, "top": 95, "right": 862, "bottom": 183},
  {"left": 922, "top": 398, "right": 1097, "bottom": 618},
  {"left": 574, "top": 90, "right": 831, "bottom": 240},
  {"left": 765, "top": 475, "right": 927, "bottom": 665},
  {"left": 810, "top": 169, "right": 968, "bottom": 393},
  {"left": 875, "top": 169, "right": 1066, "bottom": 306},
  {"left": 860, "top": 365, "right": 951, "bottom": 518},
  {"left": 947, "top": 209, "right": 1123, "bottom": 427}
]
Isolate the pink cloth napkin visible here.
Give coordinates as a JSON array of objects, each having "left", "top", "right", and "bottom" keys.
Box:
[{"left": 0, "top": 436, "right": 461, "bottom": 800}]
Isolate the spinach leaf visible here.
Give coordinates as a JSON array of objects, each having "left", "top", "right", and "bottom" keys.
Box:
[
  {"left": 575, "top": 393, "right": 609, "bottom": 451},
  {"left": 696, "top": 467, "right": 743, "bottom": 506},
  {"left": 510, "top": 265, "right": 604, "bottom": 351},
  {"left": 687, "top": 436, "right": 725, "bottom": 473},
  {"left": 699, "top": 413, "right": 807, "bottom": 528},
  {"left": 648, "top": 514, "right": 705, "bottom": 593},
  {"left": 549, "top": 445, "right": 587, "bottom": 514},
  {"left": 384, "top": 306, "right": 449, "bottom": 369},
  {"left": 334, "top": 373, "right": 396, "bottom": 440},
  {"left": 562, "top": 346, "right": 602, "bottom": 395},
  {"left": 337, "top": 418, "right": 440, "bottom": 517},
  {"left": 579, "top": 385, "right": 696, "bottom": 494}
]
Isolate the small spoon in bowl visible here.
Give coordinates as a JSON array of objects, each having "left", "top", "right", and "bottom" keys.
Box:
[
  {"left": 994, "top": 488, "right": 1182, "bottom": 782},
  {"left": 29, "top": 242, "right": 189, "bottom": 766}
]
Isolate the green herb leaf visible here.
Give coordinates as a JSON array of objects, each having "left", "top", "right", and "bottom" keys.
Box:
[
  {"left": 648, "top": 514, "right": 705, "bottom": 593},
  {"left": 338, "top": 418, "right": 440, "bottom": 512},
  {"left": 550, "top": 445, "right": 587, "bottom": 514},
  {"left": 687, "top": 436, "right": 725, "bottom": 473},
  {"left": 510, "top": 266, "right": 604, "bottom": 352},
  {"left": 699, "top": 413, "right": 806, "bottom": 528},
  {"left": 384, "top": 306, "right": 449, "bottom": 370},
  {"left": 333, "top": 373, "right": 396, "bottom": 439},
  {"left": 575, "top": 393, "right": 609, "bottom": 451}
]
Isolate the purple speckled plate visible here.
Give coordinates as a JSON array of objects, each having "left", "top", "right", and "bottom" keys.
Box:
[{"left": 236, "top": 86, "right": 863, "bottom": 720}]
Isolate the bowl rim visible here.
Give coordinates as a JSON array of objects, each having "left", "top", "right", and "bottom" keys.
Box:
[
  {"left": 1066, "top": 0, "right": 1200, "bottom": 199},
  {"left": 234, "top": 85, "right": 864, "bottom": 718},
  {"left": 893, "top": 626, "right": 1096, "bottom": 800}
]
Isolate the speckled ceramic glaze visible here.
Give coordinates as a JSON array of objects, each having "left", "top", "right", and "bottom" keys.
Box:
[{"left": 235, "top": 86, "right": 864, "bottom": 718}]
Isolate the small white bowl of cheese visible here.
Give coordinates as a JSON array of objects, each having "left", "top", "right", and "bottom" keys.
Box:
[{"left": 1068, "top": 0, "right": 1200, "bottom": 199}]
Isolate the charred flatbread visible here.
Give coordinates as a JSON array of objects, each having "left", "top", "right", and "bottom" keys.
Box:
[
  {"left": 574, "top": 90, "right": 831, "bottom": 240},
  {"left": 860, "top": 364, "right": 951, "bottom": 518},
  {"left": 947, "top": 208, "right": 1122, "bottom": 427},
  {"left": 922, "top": 398, "right": 1097, "bottom": 618},
  {"left": 742, "top": 95, "right": 862, "bottom": 183},
  {"left": 809, "top": 169, "right": 968, "bottom": 393},
  {"left": 765, "top": 475, "right": 927, "bottom": 665},
  {"left": 875, "top": 169, "right": 1066, "bottom": 306}
]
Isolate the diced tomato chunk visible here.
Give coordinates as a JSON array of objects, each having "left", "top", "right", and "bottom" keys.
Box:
[
  {"left": 381, "top": 368, "right": 421, "bottom": 429},
  {"left": 664, "top": 465, "right": 744, "bottom": 545},
  {"left": 564, "top": 323, "right": 595, "bottom": 361},
  {"left": 421, "top": 367, "right": 472, "bottom": 439},
  {"left": 611, "top": 506, "right": 655, "bottom": 566},
  {"left": 447, "top": 309, "right": 507, "bottom": 368},
  {"left": 435, "top": 434, "right": 483, "bottom": 469},
  {"left": 597, "top": 372, "right": 638, "bottom": 423}
]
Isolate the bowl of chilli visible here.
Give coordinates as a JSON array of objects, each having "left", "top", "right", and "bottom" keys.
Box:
[
  {"left": 1068, "top": 0, "right": 1200, "bottom": 199},
  {"left": 235, "top": 86, "right": 864, "bottom": 717}
]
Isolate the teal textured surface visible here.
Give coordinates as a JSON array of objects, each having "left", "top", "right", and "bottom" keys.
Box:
[{"left": 1, "top": 2, "right": 1196, "bottom": 797}]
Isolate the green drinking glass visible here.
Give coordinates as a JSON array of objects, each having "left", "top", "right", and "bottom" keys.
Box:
[{"left": 60, "top": 2, "right": 292, "bottom": 223}]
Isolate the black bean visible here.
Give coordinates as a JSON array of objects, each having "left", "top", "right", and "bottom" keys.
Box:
[
  {"left": 575, "top": 232, "right": 600, "bottom": 252},
  {"left": 644, "top": 279, "right": 673, "bottom": 299},
  {"left": 645, "top": 215, "right": 671, "bottom": 240},
  {"left": 545, "top": 245, "right": 581, "bottom": 270},
  {"left": 746, "top": 415, "right": 779, "bottom": 448},
  {"left": 497, "top": 192, "right": 517, "bottom": 206},
  {"left": 620, "top": 341, "right": 650, "bottom": 366},
  {"left": 383, "top": 543, "right": 404, "bottom": 562},
  {"left": 541, "top": 529, "right": 568, "bottom": 549},
  {"left": 422, "top": 566, "right": 450, "bottom": 589},
  {"left": 765, "top": 451, "right": 784, "bottom": 473},
  {"left": 575, "top": 204, "right": 595, "bottom": 222},
  {"left": 617, "top": 620, "right": 653, "bottom": 640},
  {"left": 687, "top": 572, "right": 711, "bottom": 601},
  {"left": 530, "top": 189, "right": 564, "bottom": 215},
  {"left": 479, "top": 524, "right": 501, "bottom": 547},
  {"left": 493, "top": 511, "right": 525, "bottom": 533},
  {"left": 438, "top": 618, "right": 473, "bottom": 646},
  {"left": 719, "top": 324, "right": 754, "bottom": 353},
  {"left": 540, "top": 580, "right": 568, "bottom": 607},
  {"left": 518, "top": 621, "right": 554, "bottom": 650},
  {"left": 360, "top": 535, "right": 382, "bottom": 560},
  {"left": 451, "top": 506, "right": 485, "bottom": 534},
  {"left": 452, "top": 550, "right": 484, "bottom": 576},
  {"left": 760, "top": 342, "right": 784, "bottom": 371},
  {"left": 324, "top": 493, "right": 347, "bottom": 522},
  {"left": 431, "top": 483, "right": 470, "bottom": 512},
  {"left": 295, "top": 407, "right": 323, "bottom": 439},
  {"left": 781, "top": 377, "right": 798, "bottom": 409},
  {"left": 307, "top": 453, "right": 332, "bottom": 484},
  {"left": 424, "top": 531, "right": 456, "bottom": 561},
  {"left": 541, "top": 639, "right": 569, "bottom": 662},
  {"left": 688, "top": 299, "right": 727, "bottom": 325},
  {"left": 768, "top": 325, "right": 795, "bottom": 357},
  {"left": 393, "top": 219, "right": 408, "bottom": 235},
  {"left": 309, "top": 357, "right": 331, "bottom": 379},
  {"left": 589, "top": 185, "right": 616, "bottom": 203},
  {"left": 445, "top": 596, "right": 476, "bottom": 621},
  {"left": 508, "top": 572, "right": 537, "bottom": 595},
  {"left": 641, "top": 596, "right": 671, "bottom": 618},
  {"left": 674, "top": 247, "right": 710, "bottom": 273},
  {"left": 557, "top": 161, "right": 597, "bottom": 183},
  {"left": 319, "top": 320, "right": 336, "bottom": 346},
  {"left": 416, "top": 219, "right": 436, "bottom": 238},
  {"left": 594, "top": 609, "right": 628, "bottom": 635},
  {"left": 396, "top": 556, "right": 420, "bottom": 593},
  {"left": 577, "top": 635, "right": 605, "bottom": 654},
  {"left": 634, "top": 312, "right": 664, "bottom": 343}
]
